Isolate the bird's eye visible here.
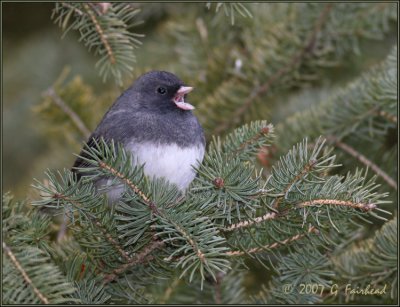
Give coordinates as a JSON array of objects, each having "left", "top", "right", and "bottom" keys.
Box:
[{"left": 157, "top": 87, "right": 167, "bottom": 95}]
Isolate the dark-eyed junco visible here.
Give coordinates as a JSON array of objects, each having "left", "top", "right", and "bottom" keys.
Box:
[{"left": 73, "top": 71, "right": 205, "bottom": 201}]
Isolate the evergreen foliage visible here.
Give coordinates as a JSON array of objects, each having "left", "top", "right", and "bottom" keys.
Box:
[
  {"left": 331, "top": 218, "right": 398, "bottom": 303},
  {"left": 276, "top": 46, "right": 398, "bottom": 200},
  {"left": 2, "top": 2, "right": 397, "bottom": 305},
  {"left": 205, "top": 2, "right": 253, "bottom": 25},
  {"left": 52, "top": 3, "right": 143, "bottom": 86},
  {"left": 2, "top": 194, "right": 77, "bottom": 304},
  {"left": 167, "top": 2, "right": 397, "bottom": 136}
]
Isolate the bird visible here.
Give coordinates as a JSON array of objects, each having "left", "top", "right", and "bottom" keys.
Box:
[{"left": 72, "top": 71, "right": 205, "bottom": 202}]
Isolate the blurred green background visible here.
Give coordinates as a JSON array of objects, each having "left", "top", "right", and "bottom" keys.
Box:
[
  {"left": 4, "top": 3, "right": 98, "bottom": 198},
  {"left": 3, "top": 2, "right": 397, "bottom": 200}
]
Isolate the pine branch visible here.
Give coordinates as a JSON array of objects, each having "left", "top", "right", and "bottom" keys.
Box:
[
  {"left": 32, "top": 170, "right": 137, "bottom": 269},
  {"left": 276, "top": 46, "right": 397, "bottom": 158},
  {"left": 52, "top": 3, "right": 143, "bottom": 85},
  {"left": 52, "top": 192, "right": 130, "bottom": 262},
  {"left": 226, "top": 226, "right": 318, "bottom": 256},
  {"left": 94, "top": 149, "right": 228, "bottom": 281},
  {"left": 331, "top": 218, "right": 398, "bottom": 301},
  {"left": 156, "top": 209, "right": 230, "bottom": 285},
  {"left": 103, "top": 239, "right": 165, "bottom": 283},
  {"left": 273, "top": 158, "right": 320, "bottom": 210},
  {"left": 329, "top": 136, "right": 397, "bottom": 190},
  {"left": 221, "top": 139, "right": 388, "bottom": 262},
  {"left": 2, "top": 240, "right": 77, "bottom": 304},
  {"left": 60, "top": 2, "right": 85, "bottom": 16},
  {"left": 73, "top": 279, "right": 111, "bottom": 304},
  {"left": 98, "top": 161, "right": 160, "bottom": 215},
  {"left": 93, "top": 219, "right": 131, "bottom": 262},
  {"left": 165, "top": 220, "right": 206, "bottom": 262},
  {"left": 223, "top": 212, "right": 277, "bottom": 232},
  {"left": 214, "top": 272, "right": 224, "bottom": 304},
  {"left": 220, "top": 138, "right": 334, "bottom": 232},
  {"left": 83, "top": 4, "right": 116, "bottom": 65},
  {"left": 206, "top": 2, "right": 253, "bottom": 25},
  {"left": 226, "top": 122, "right": 274, "bottom": 160},
  {"left": 213, "top": 4, "right": 333, "bottom": 134},
  {"left": 159, "top": 278, "right": 181, "bottom": 304},
  {"left": 191, "top": 121, "right": 273, "bottom": 224},
  {"left": 3, "top": 242, "right": 50, "bottom": 304},
  {"left": 297, "top": 199, "right": 376, "bottom": 212},
  {"left": 254, "top": 246, "right": 333, "bottom": 304},
  {"left": 106, "top": 274, "right": 149, "bottom": 304},
  {"left": 43, "top": 87, "right": 91, "bottom": 139},
  {"left": 68, "top": 139, "right": 230, "bottom": 284}
]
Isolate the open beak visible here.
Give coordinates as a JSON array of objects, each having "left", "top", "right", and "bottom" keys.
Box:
[{"left": 173, "top": 86, "right": 195, "bottom": 110}]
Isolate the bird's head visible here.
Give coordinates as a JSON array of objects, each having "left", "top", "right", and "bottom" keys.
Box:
[{"left": 132, "top": 71, "right": 195, "bottom": 112}]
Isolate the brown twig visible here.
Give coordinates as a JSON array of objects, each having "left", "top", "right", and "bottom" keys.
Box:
[
  {"left": 297, "top": 199, "right": 376, "bottom": 212},
  {"left": 3, "top": 242, "right": 49, "bottom": 304},
  {"left": 103, "top": 239, "right": 165, "bottom": 283},
  {"left": 214, "top": 272, "right": 224, "bottom": 304},
  {"left": 159, "top": 278, "right": 181, "bottom": 304},
  {"left": 213, "top": 4, "right": 333, "bottom": 135},
  {"left": 43, "top": 88, "right": 91, "bottom": 139},
  {"left": 83, "top": 4, "right": 116, "bottom": 64},
  {"left": 329, "top": 136, "right": 397, "bottom": 191},
  {"left": 225, "top": 226, "right": 318, "bottom": 256},
  {"left": 223, "top": 212, "right": 277, "bottom": 232}
]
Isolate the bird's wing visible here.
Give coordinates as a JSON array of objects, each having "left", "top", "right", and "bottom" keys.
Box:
[{"left": 72, "top": 136, "right": 100, "bottom": 180}]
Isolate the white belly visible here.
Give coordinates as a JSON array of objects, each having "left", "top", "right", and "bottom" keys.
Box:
[
  {"left": 127, "top": 141, "right": 205, "bottom": 191},
  {"left": 98, "top": 142, "right": 204, "bottom": 203}
]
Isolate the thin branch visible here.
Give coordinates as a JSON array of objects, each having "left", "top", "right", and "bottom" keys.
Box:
[
  {"left": 223, "top": 159, "right": 317, "bottom": 232},
  {"left": 329, "top": 136, "right": 397, "bottom": 190},
  {"left": 83, "top": 4, "right": 116, "bottom": 64},
  {"left": 159, "top": 278, "right": 181, "bottom": 304},
  {"left": 225, "top": 226, "right": 318, "bottom": 256},
  {"left": 3, "top": 242, "right": 49, "bottom": 304},
  {"left": 57, "top": 211, "right": 70, "bottom": 243},
  {"left": 166, "top": 221, "right": 206, "bottom": 262},
  {"left": 103, "top": 239, "right": 165, "bottom": 283},
  {"left": 273, "top": 158, "right": 318, "bottom": 209},
  {"left": 93, "top": 220, "right": 131, "bottom": 262},
  {"left": 223, "top": 212, "right": 277, "bottom": 232},
  {"left": 213, "top": 4, "right": 333, "bottom": 135},
  {"left": 214, "top": 272, "right": 224, "bottom": 304},
  {"left": 297, "top": 199, "right": 377, "bottom": 212},
  {"left": 98, "top": 161, "right": 160, "bottom": 215},
  {"left": 98, "top": 160, "right": 207, "bottom": 264},
  {"left": 43, "top": 88, "right": 91, "bottom": 139},
  {"left": 234, "top": 125, "right": 273, "bottom": 153}
]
